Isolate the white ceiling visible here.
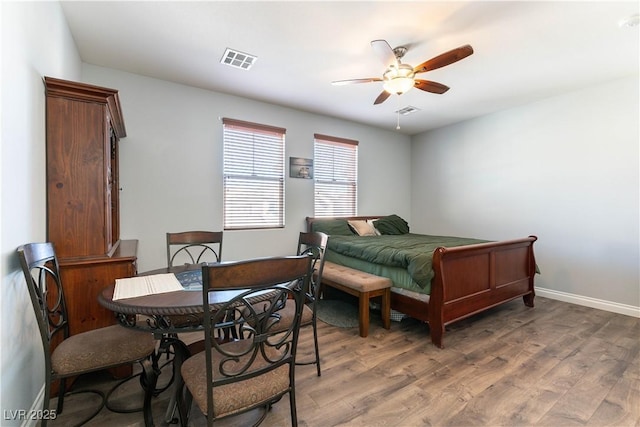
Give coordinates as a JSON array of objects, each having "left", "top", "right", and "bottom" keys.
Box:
[{"left": 60, "top": 1, "right": 639, "bottom": 135}]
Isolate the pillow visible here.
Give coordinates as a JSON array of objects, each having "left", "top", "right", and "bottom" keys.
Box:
[
  {"left": 373, "top": 214, "right": 410, "bottom": 235},
  {"left": 366, "top": 219, "right": 382, "bottom": 236},
  {"left": 310, "top": 219, "right": 354, "bottom": 236},
  {"left": 348, "top": 220, "right": 378, "bottom": 236}
]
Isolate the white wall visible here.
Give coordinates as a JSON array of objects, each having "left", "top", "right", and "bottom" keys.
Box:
[
  {"left": 410, "top": 76, "right": 639, "bottom": 315},
  {"left": 1, "top": 1, "right": 82, "bottom": 423},
  {"left": 81, "top": 65, "right": 412, "bottom": 272}
]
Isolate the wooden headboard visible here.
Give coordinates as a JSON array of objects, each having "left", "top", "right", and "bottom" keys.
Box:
[{"left": 305, "top": 215, "right": 384, "bottom": 232}]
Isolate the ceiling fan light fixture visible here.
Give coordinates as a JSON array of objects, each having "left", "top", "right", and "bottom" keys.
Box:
[
  {"left": 333, "top": 40, "right": 473, "bottom": 109},
  {"left": 383, "top": 64, "right": 415, "bottom": 94},
  {"left": 383, "top": 77, "right": 415, "bottom": 95}
]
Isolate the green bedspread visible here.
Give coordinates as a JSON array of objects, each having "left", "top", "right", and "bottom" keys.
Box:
[{"left": 327, "top": 234, "right": 488, "bottom": 290}]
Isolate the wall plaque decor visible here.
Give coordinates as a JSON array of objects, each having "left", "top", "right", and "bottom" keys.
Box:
[{"left": 290, "top": 157, "right": 313, "bottom": 179}]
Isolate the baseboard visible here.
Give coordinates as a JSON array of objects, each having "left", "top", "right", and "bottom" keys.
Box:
[
  {"left": 536, "top": 287, "right": 640, "bottom": 318},
  {"left": 19, "top": 384, "right": 45, "bottom": 427}
]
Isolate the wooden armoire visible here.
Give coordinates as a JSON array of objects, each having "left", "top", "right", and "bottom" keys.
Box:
[{"left": 44, "top": 76, "right": 137, "bottom": 337}]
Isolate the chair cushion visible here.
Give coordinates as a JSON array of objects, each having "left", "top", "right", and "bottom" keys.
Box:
[
  {"left": 181, "top": 340, "right": 291, "bottom": 419},
  {"left": 246, "top": 300, "right": 312, "bottom": 334},
  {"left": 51, "top": 325, "right": 156, "bottom": 377},
  {"left": 275, "top": 300, "right": 313, "bottom": 329}
]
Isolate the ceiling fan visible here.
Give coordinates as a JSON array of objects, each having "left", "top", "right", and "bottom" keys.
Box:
[{"left": 332, "top": 40, "right": 474, "bottom": 105}]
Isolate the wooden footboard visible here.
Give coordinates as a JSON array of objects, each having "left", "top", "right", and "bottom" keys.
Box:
[
  {"left": 306, "top": 216, "right": 537, "bottom": 348},
  {"left": 386, "top": 237, "right": 537, "bottom": 348}
]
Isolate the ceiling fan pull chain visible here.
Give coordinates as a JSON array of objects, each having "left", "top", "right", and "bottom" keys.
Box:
[{"left": 396, "top": 95, "right": 401, "bottom": 130}]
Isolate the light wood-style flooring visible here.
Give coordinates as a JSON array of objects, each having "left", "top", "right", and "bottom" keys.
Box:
[{"left": 47, "top": 296, "right": 640, "bottom": 426}]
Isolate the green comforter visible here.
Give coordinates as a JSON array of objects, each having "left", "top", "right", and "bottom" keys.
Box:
[{"left": 327, "top": 234, "right": 488, "bottom": 289}]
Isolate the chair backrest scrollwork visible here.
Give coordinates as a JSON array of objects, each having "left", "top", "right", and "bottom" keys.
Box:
[
  {"left": 297, "top": 231, "right": 328, "bottom": 304},
  {"left": 166, "top": 231, "right": 223, "bottom": 268},
  {"left": 198, "top": 254, "right": 313, "bottom": 423},
  {"left": 17, "top": 242, "right": 70, "bottom": 354}
]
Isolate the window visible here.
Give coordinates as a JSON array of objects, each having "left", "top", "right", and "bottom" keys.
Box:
[
  {"left": 314, "top": 134, "right": 358, "bottom": 217},
  {"left": 223, "top": 118, "right": 285, "bottom": 229}
]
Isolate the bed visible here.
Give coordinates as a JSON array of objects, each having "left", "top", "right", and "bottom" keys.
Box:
[{"left": 307, "top": 215, "right": 537, "bottom": 348}]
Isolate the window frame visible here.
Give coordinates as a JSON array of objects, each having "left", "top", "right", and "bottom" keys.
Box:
[
  {"left": 313, "top": 133, "right": 358, "bottom": 217},
  {"left": 222, "top": 118, "right": 286, "bottom": 230}
]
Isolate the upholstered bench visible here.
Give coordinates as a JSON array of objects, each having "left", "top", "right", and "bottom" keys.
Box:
[{"left": 319, "top": 261, "right": 392, "bottom": 337}]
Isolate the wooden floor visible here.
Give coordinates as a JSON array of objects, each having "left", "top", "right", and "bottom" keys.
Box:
[{"left": 48, "top": 296, "right": 640, "bottom": 427}]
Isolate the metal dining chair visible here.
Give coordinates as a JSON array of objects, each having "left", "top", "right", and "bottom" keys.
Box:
[
  {"left": 244, "top": 232, "right": 328, "bottom": 377},
  {"left": 16, "top": 242, "right": 158, "bottom": 427},
  {"left": 294, "top": 231, "right": 328, "bottom": 376},
  {"left": 162, "top": 231, "right": 223, "bottom": 422},
  {"left": 166, "top": 231, "right": 223, "bottom": 268},
  {"left": 177, "top": 255, "right": 313, "bottom": 427}
]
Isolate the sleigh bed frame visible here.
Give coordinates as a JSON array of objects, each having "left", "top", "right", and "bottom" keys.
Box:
[{"left": 307, "top": 216, "right": 537, "bottom": 348}]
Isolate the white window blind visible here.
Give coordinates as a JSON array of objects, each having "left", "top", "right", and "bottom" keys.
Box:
[
  {"left": 223, "top": 118, "right": 285, "bottom": 229},
  {"left": 314, "top": 134, "right": 358, "bottom": 217}
]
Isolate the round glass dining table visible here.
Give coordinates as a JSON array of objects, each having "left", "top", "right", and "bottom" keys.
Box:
[
  {"left": 98, "top": 264, "right": 280, "bottom": 424},
  {"left": 98, "top": 264, "right": 275, "bottom": 333}
]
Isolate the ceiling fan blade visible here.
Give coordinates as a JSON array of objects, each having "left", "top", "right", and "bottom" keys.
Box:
[
  {"left": 374, "top": 91, "right": 391, "bottom": 105},
  {"left": 371, "top": 40, "right": 398, "bottom": 68},
  {"left": 332, "top": 78, "right": 382, "bottom": 86},
  {"left": 413, "top": 45, "right": 474, "bottom": 74},
  {"left": 414, "top": 80, "right": 450, "bottom": 94}
]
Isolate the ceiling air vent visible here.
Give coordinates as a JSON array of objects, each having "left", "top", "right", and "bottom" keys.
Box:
[
  {"left": 395, "top": 106, "right": 420, "bottom": 116},
  {"left": 220, "top": 48, "right": 257, "bottom": 70}
]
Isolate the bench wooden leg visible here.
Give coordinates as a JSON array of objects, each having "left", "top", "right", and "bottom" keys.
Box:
[
  {"left": 358, "top": 292, "right": 370, "bottom": 337},
  {"left": 381, "top": 289, "right": 391, "bottom": 330}
]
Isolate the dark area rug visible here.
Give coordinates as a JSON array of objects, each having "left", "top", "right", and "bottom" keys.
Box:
[{"left": 316, "top": 299, "right": 359, "bottom": 328}]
